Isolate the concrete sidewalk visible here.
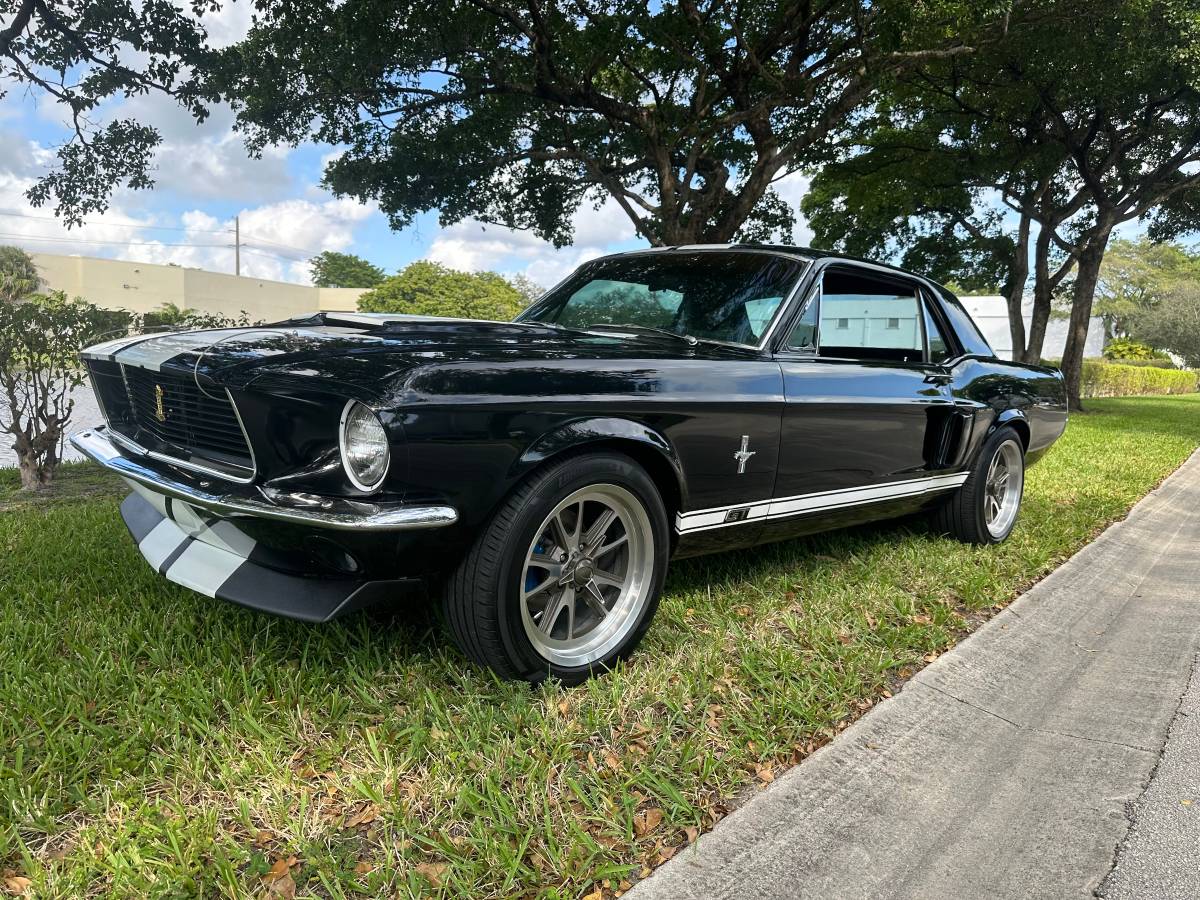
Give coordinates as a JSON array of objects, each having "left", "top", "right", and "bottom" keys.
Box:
[{"left": 630, "top": 451, "right": 1200, "bottom": 900}]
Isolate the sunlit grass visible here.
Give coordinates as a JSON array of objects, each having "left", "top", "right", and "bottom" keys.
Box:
[{"left": 2, "top": 395, "right": 1198, "bottom": 898}]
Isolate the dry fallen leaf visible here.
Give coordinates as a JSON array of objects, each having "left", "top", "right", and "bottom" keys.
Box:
[
  {"left": 261, "top": 859, "right": 291, "bottom": 883},
  {"left": 344, "top": 804, "right": 379, "bottom": 829},
  {"left": 354, "top": 860, "right": 373, "bottom": 875},
  {"left": 581, "top": 889, "right": 604, "bottom": 900},
  {"left": 263, "top": 872, "right": 295, "bottom": 899},
  {"left": 253, "top": 830, "right": 273, "bottom": 847},
  {"left": 657, "top": 845, "right": 678, "bottom": 862},
  {"left": 756, "top": 765, "right": 775, "bottom": 784},
  {"left": 414, "top": 862, "right": 447, "bottom": 887},
  {"left": 557, "top": 699, "right": 571, "bottom": 716},
  {"left": 2, "top": 875, "right": 32, "bottom": 896},
  {"left": 633, "top": 807, "right": 664, "bottom": 837},
  {"left": 684, "top": 826, "right": 700, "bottom": 844},
  {"left": 603, "top": 751, "right": 622, "bottom": 772}
]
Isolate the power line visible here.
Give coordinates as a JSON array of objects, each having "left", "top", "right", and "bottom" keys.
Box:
[
  {"left": 0, "top": 231, "right": 232, "bottom": 249},
  {"left": 0, "top": 208, "right": 232, "bottom": 236}
]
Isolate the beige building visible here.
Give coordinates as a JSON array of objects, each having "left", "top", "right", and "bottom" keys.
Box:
[{"left": 31, "top": 252, "right": 365, "bottom": 321}]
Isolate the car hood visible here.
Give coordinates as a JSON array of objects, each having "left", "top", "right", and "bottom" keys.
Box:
[{"left": 82, "top": 313, "right": 759, "bottom": 387}]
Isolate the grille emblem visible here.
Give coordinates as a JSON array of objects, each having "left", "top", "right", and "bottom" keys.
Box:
[{"left": 154, "top": 384, "right": 167, "bottom": 422}]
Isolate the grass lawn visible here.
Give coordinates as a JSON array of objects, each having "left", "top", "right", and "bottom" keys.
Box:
[{"left": 2, "top": 394, "right": 1199, "bottom": 899}]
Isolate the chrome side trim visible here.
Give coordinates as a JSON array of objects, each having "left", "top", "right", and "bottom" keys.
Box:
[
  {"left": 675, "top": 472, "right": 969, "bottom": 534},
  {"left": 71, "top": 428, "right": 458, "bottom": 532}
]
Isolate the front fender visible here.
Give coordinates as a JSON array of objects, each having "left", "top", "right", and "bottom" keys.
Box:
[{"left": 514, "top": 416, "right": 688, "bottom": 510}]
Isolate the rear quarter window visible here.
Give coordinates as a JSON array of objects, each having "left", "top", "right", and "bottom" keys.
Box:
[{"left": 931, "top": 286, "right": 995, "bottom": 358}]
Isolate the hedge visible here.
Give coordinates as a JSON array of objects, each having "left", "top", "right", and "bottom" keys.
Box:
[
  {"left": 1080, "top": 359, "right": 1198, "bottom": 398},
  {"left": 1105, "top": 357, "right": 1177, "bottom": 369}
]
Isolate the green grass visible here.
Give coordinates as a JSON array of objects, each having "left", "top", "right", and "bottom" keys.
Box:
[{"left": 2, "top": 395, "right": 1199, "bottom": 898}]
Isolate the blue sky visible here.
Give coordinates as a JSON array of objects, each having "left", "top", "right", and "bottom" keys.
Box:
[{"left": 0, "top": 6, "right": 818, "bottom": 290}]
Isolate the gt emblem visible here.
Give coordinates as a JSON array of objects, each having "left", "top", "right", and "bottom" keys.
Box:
[
  {"left": 733, "top": 435, "right": 756, "bottom": 474},
  {"left": 154, "top": 384, "right": 167, "bottom": 422}
]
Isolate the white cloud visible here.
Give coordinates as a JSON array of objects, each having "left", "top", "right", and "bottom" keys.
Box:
[
  {"left": 428, "top": 198, "right": 642, "bottom": 288},
  {"left": 772, "top": 170, "right": 815, "bottom": 246}
]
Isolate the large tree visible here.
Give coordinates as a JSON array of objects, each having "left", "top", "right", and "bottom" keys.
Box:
[
  {"left": 0, "top": 0, "right": 219, "bottom": 224},
  {"left": 309, "top": 251, "right": 387, "bottom": 289},
  {"left": 806, "top": 0, "right": 1200, "bottom": 407},
  {"left": 218, "top": 1, "right": 1014, "bottom": 247}
]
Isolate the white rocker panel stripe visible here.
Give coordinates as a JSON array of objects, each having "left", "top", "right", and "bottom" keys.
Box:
[{"left": 675, "top": 472, "right": 970, "bottom": 534}]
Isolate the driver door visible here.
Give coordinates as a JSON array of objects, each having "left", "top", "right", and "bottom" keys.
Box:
[{"left": 770, "top": 264, "right": 959, "bottom": 533}]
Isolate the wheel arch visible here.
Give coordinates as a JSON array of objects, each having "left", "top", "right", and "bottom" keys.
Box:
[
  {"left": 991, "top": 410, "right": 1030, "bottom": 451},
  {"left": 512, "top": 417, "right": 687, "bottom": 524}
]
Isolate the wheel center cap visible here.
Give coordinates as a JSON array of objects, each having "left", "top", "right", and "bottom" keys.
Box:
[{"left": 572, "top": 560, "right": 594, "bottom": 586}]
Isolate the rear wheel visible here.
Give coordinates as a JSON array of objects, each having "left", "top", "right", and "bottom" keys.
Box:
[
  {"left": 443, "top": 451, "right": 669, "bottom": 684},
  {"left": 933, "top": 427, "right": 1026, "bottom": 544}
]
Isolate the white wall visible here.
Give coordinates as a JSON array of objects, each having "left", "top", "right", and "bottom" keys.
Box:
[
  {"left": 959, "top": 295, "right": 1105, "bottom": 361},
  {"left": 31, "top": 252, "right": 366, "bottom": 321}
]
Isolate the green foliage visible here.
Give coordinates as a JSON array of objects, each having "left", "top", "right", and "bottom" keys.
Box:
[
  {"left": 220, "top": 2, "right": 1012, "bottom": 245},
  {"left": 357, "top": 261, "right": 528, "bottom": 321},
  {"left": 507, "top": 273, "right": 547, "bottom": 306},
  {"left": 1080, "top": 359, "right": 1197, "bottom": 398},
  {"left": 0, "top": 245, "right": 40, "bottom": 303},
  {"left": 1131, "top": 284, "right": 1200, "bottom": 369},
  {"left": 0, "top": 291, "right": 117, "bottom": 490},
  {"left": 2, "top": 3, "right": 218, "bottom": 224},
  {"left": 1095, "top": 238, "right": 1200, "bottom": 338},
  {"left": 309, "top": 251, "right": 386, "bottom": 289},
  {"left": 1106, "top": 358, "right": 1177, "bottom": 369},
  {"left": 1102, "top": 337, "right": 1167, "bottom": 362},
  {"left": 142, "top": 301, "right": 197, "bottom": 329}
]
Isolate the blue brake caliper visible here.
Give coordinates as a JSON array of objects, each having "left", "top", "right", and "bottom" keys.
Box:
[{"left": 525, "top": 541, "right": 547, "bottom": 592}]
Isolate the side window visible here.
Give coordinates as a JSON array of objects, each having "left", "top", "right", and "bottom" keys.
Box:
[
  {"left": 923, "top": 298, "right": 951, "bottom": 364},
  {"left": 818, "top": 270, "right": 923, "bottom": 363},
  {"left": 785, "top": 286, "right": 819, "bottom": 350}
]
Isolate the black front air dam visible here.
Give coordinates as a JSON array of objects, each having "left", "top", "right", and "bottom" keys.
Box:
[{"left": 119, "top": 492, "right": 418, "bottom": 622}]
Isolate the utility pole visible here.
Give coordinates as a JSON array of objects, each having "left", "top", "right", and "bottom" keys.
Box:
[{"left": 234, "top": 215, "right": 241, "bottom": 276}]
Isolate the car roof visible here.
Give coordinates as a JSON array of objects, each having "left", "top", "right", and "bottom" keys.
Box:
[{"left": 604, "top": 243, "right": 925, "bottom": 280}]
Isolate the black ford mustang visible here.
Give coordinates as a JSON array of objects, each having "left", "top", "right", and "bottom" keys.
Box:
[{"left": 73, "top": 246, "right": 1067, "bottom": 683}]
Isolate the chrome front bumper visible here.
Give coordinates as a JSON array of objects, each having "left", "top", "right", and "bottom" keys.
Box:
[{"left": 70, "top": 427, "right": 458, "bottom": 532}]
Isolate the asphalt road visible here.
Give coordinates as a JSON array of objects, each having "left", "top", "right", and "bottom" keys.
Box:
[{"left": 629, "top": 450, "right": 1200, "bottom": 900}]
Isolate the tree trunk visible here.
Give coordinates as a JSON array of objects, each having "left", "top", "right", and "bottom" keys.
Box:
[
  {"left": 1061, "top": 232, "right": 1111, "bottom": 411},
  {"left": 1022, "top": 224, "right": 1056, "bottom": 364},
  {"left": 1004, "top": 211, "right": 1031, "bottom": 361}
]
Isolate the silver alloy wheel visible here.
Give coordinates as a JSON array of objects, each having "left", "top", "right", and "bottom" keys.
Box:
[
  {"left": 518, "top": 483, "right": 654, "bottom": 667},
  {"left": 984, "top": 439, "right": 1024, "bottom": 538}
]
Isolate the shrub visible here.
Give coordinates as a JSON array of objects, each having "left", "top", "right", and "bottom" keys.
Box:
[
  {"left": 1103, "top": 337, "right": 1167, "bottom": 361},
  {"left": 0, "top": 292, "right": 118, "bottom": 490},
  {"left": 1107, "top": 357, "right": 1176, "bottom": 369},
  {"left": 1079, "top": 359, "right": 1197, "bottom": 398},
  {"left": 358, "top": 261, "right": 527, "bottom": 321}
]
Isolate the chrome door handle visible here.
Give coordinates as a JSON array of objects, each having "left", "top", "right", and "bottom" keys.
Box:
[{"left": 924, "top": 372, "right": 953, "bottom": 385}]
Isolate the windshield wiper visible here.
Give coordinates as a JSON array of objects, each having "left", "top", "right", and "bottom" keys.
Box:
[{"left": 584, "top": 323, "right": 699, "bottom": 346}]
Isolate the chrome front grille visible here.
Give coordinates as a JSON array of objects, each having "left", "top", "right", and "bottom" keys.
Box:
[{"left": 86, "top": 360, "right": 255, "bottom": 481}]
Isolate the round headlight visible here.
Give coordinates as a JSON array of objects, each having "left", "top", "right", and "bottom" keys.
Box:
[{"left": 339, "top": 400, "right": 390, "bottom": 492}]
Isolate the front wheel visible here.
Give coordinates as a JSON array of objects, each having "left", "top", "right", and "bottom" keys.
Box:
[
  {"left": 442, "top": 451, "right": 669, "bottom": 684},
  {"left": 933, "top": 427, "right": 1026, "bottom": 544}
]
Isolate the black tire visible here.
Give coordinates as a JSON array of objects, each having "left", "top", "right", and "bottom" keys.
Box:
[
  {"left": 933, "top": 426, "right": 1026, "bottom": 544},
  {"left": 442, "top": 451, "right": 669, "bottom": 684}
]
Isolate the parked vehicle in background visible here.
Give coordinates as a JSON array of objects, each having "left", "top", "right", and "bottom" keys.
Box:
[{"left": 71, "top": 245, "right": 1068, "bottom": 682}]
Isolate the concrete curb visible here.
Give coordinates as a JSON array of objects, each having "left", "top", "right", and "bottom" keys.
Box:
[{"left": 629, "top": 450, "right": 1200, "bottom": 900}]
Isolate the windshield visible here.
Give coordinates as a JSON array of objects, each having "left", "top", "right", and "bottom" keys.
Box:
[{"left": 517, "top": 251, "right": 807, "bottom": 347}]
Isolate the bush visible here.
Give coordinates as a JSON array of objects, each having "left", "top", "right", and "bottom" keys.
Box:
[
  {"left": 1103, "top": 337, "right": 1167, "bottom": 361},
  {"left": 1080, "top": 359, "right": 1197, "bottom": 398},
  {"left": 1107, "top": 357, "right": 1176, "bottom": 369},
  {"left": 358, "top": 261, "right": 527, "bottom": 321},
  {"left": 0, "top": 292, "right": 118, "bottom": 490}
]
